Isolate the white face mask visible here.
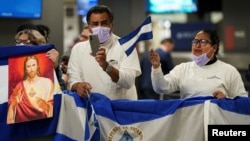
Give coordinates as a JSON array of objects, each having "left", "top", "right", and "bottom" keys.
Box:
[
  {"left": 91, "top": 26, "right": 111, "bottom": 43},
  {"left": 16, "top": 43, "right": 25, "bottom": 46},
  {"left": 191, "top": 53, "right": 210, "bottom": 66}
]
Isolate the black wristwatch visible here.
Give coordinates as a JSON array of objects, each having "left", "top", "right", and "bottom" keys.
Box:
[{"left": 105, "top": 63, "right": 113, "bottom": 74}]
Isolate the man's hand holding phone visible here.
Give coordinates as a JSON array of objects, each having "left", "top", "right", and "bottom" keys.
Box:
[
  {"left": 89, "top": 34, "right": 107, "bottom": 70},
  {"left": 89, "top": 34, "right": 100, "bottom": 56},
  {"left": 95, "top": 48, "right": 108, "bottom": 71}
]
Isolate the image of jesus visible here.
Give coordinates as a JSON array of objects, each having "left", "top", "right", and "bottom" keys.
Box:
[{"left": 7, "top": 55, "right": 54, "bottom": 124}]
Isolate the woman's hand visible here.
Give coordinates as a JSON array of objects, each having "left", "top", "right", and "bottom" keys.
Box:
[
  {"left": 149, "top": 49, "right": 160, "bottom": 69},
  {"left": 213, "top": 91, "right": 226, "bottom": 99},
  {"left": 46, "top": 49, "right": 59, "bottom": 69}
]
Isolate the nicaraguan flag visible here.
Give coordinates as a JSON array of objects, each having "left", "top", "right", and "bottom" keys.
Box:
[
  {"left": 54, "top": 92, "right": 250, "bottom": 141},
  {"left": 0, "top": 45, "right": 62, "bottom": 141},
  {"left": 118, "top": 16, "right": 153, "bottom": 56},
  {"left": 55, "top": 91, "right": 100, "bottom": 141}
]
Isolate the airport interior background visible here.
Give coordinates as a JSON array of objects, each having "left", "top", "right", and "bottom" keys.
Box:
[{"left": 0, "top": 0, "right": 249, "bottom": 95}]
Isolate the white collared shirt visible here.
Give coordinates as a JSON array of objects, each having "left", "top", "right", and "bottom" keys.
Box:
[{"left": 67, "top": 34, "right": 141, "bottom": 100}]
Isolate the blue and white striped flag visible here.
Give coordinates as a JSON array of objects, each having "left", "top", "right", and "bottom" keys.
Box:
[
  {"left": 118, "top": 16, "right": 153, "bottom": 56},
  {"left": 0, "top": 45, "right": 62, "bottom": 141},
  {"left": 55, "top": 93, "right": 250, "bottom": 141}
]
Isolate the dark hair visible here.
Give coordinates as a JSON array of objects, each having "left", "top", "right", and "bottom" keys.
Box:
[
  {"left": 16, "top": 23, "right": 50, "bottom": 43},
  {"left": 16, "top": 23, "right": 38, "bottom": 33},
  {"left": 61, "top": 55, "right": 70, "bottom": 62},
  {"left": 198, "top": 29, "right": 220, "bottom": 55},
  {"left": 160, "top": 38, "right": 174, "bottom": 44},
  {"left": 86, "top": 5, "right": 114, "bottom": 24},
  {"left": 36, "top": 24, "right": 50, "bottom": 42}
]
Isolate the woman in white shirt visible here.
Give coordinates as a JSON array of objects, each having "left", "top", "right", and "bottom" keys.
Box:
[{"left": 150, "top": 29, "right": 248, "bottom": 99}]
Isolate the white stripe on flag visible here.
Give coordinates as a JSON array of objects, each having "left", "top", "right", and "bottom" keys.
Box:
[
  {"left": 118, "top": 16, "right": 153, "bottom": 56},
  {"left": 0, "top": 65, "right": 8, "bottom": 104},
  {"left": 97, "top": 104, "right": 205, "bottom": 141},
  {"left": 56, "top": 94, "right": 86, "bottom": 141},
  {"left": 204, "top": 100, "right": 211, "bottom": 141},
  {"left": 122, "top": 23, "right": 152, "bottom": 51}
]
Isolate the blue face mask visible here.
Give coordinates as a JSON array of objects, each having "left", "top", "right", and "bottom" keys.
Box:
[
  {"left": 191, "top": 53, "right": 210, "bottom": 66},
  {"left": 91, "top": 26, "right": 111, "bottom": 43}
]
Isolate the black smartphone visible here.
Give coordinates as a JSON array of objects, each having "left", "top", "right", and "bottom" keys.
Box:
[{"left": 89, "top": 34, "right": 100, "bottom": 56}]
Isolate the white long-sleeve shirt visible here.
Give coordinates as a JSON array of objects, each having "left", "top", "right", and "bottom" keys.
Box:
[
  {"left": 67, "top": 34, "right": 141, "bottom": 100},
  {"left": 151, "top": 60, "right": 248, "bottom": 99}
]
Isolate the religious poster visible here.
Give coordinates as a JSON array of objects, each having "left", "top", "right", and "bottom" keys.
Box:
[{"left": 7, "top": 52, "right": 55, "bottom": 124}]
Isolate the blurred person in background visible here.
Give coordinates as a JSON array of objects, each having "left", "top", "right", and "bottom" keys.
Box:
[
  {"left": 36, "top": 24, "right": 50, "bottom": 43},
  {"left": 79, "top": 26, "right": 91, "bottom": 42},
  {"left": 62, "top": 26, "right": 90, "bottom": 58},
  {"left": 245, "top": 64, "right": 250, "bottom": 96},
  {"left": 60, "top": 55, "right": 70, "bottom": 90},
  {"left": 246, "top": 64, "right": 250, "bottom": 82},
  {"left": 139, "top": 38, "right": 174, "bottom": 99}
]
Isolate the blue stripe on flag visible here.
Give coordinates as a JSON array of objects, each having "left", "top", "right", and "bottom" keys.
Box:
[
  {"left": 0, "top": 44, "right": 55, "bottom": 65},
  {"left": 63, "top": 91, "right": 100, "bottom": 141},
  {"left": 87, "top": 93, "right": 213, "bottom": 125},
  {"left": 0, "top": 58, "right": 8, "bottom": 65},
  {"left": 0, "top": 94, "right": 62, "bottom": 141},
  {"left": 118, "top": 16, "right": 153, "bottom": 56},
  {"left": 63, "top": 90, "right": 88, "bottom": 108},
  {"left": 85, "top": 93, "right": 100, "bottom": 141},
  {"left": 0, "top": 44, "right": 55, "bottom": 58},
  {"left": 211, "top": 96, "right": 250, "bottom": 115}
]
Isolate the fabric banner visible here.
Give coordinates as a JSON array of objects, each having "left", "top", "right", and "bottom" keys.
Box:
[
  {"left": 0, "top": 45, "right": 62, "bottom": 141},
  {"left": 55, "top": 92, "right": 250, "bottom": 141}
]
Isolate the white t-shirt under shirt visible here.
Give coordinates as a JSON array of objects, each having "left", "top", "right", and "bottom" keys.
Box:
[
  {"left": 151, "top": 60, "right": 248, "bottom": 99},
  {"left": 67, "top": 34, "right": 141, "bottom": 100}
]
